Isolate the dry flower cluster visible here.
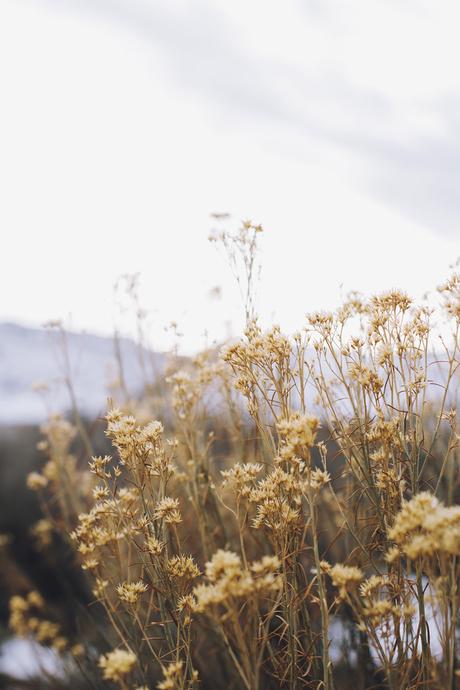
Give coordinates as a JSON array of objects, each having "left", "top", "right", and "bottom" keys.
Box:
[{"left": 8, "top": 223, "right": 460, "bottom": 689}]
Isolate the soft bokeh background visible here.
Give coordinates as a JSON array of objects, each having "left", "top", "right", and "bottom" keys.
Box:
[{"left": 1, "top": 0, "right": 459, "bottom": 354}]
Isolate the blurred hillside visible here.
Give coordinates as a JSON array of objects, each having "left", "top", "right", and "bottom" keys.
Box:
[{"left": 0, "top": 323, "right": 165, "bottom": 426}]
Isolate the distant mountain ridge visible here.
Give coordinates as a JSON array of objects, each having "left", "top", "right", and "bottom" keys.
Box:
[{"left": 0, "top": 322, "right": 163, "bottom": 425}]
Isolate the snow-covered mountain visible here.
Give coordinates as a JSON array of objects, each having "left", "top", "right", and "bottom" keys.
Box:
[{"left": 0, "top": 323, "right": 164, "bottom": 425}]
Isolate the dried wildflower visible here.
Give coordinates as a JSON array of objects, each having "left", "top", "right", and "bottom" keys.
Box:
[
  {"left": 375, "top": 468, "right": 401, "bottom": 498},
  {"left": 441, "top": 408, "right": 457, "bottom": 428},
  {"left": 177, "top": 593, "right": 197, "bottom": 612},
  {"left": 221, "top": 462, "right": 263, "bottom": 497},
  {"left": 252, "top": 499, "right": 300, "bottom": 532},
  {"left": 99, "top": 649, "right": 137, "bottom": 681},
  {"left": 42, "top": 460, "right": 58, "bottom": 481},
  {"left": 40, "top": 414, "right": 76, "bottom": 450},
  {"left": 303, "top": 468, "right": 331, "bottom": 491},
  {"left": 205, "top": 550, "right": 241, "bottom": 582},
  {"left": 385, "top": 546, "right": 400, "bottom": 564},
  {"left": 93, "top": 485, "right": 110, "bottom": 500},
  {"left": 116, "top": 580, "right": 148, "bottom": 604},
  {"left": 371, "top": 290, "right": 412, "bottom": 313},
  {"left": 194, "top": 550, "right": 281, "bottom": 614},
  {"left": 154, "top": 497, "right": 182, "bottom": 524},
  {"left": 89, "top": 455, "right": 112, "bottom": 478},
  {"left": 167, "top": 555, "right": 200, "bottom": 581},
  {"left": 319, "top": 560, "right": 332, "bottom": 574},
  {"left": 157, "top": 660, "right": 184, "bottom": 690},
  {"left": 277, "top": 413, "right": 319, "bottom": 462},
  {"left": 388, "top": 493, "right": 460, "bottom": 558},
  {"left": 27, "top": 591, "right": 45, "bottom": 608},
  {"left": 250, "top": 555, "right": 282, "bottom": 592},
  {"left": 52, "top": 636, "right": 68, "bottom": 652},
  {"left": 405, "top": 534, "right": 437, "bottom": 559},
  {"left": 359, "top": 575, "right": 386, "bottom": 598},
  {"left": 145, "top": 534, "right": 165, "bottom": 554},
  {"left": 82, "top": 556, "right": 99, "bottom": 570},
  {"left": 26, "top": 472, "right": 48, "bottom": 490},
  {"left": 141, "top": 420, "right": 164, "bottom": 442},
  {"left": 363, "top": 599, "right": 394, "bottom": 621},
  {"left": 250, "top": 555, "right": 280, "bottom": 574},
  {"left": 93, "top": 578, "right": 109, "bottom": 599},
  {"left": 31, "top": 519, "right": 53, "bottom": 549},
  {"left": 329, "top": 564, "right": 363, "bottom": 598},
  {"left": 438, "top": 273, "right": 460, "bottom": 319},
  {"left": 71, "top": 643, "right": 85, "bottom": 657},
  {"left": 9, "top": 596, "right": 30, "bottom": 637},
  {"left": 9, "top": 595, "right": 28, "bottom": 614},
  {"left": 36, "top": 620, "right": 61, "bottom": 644}
]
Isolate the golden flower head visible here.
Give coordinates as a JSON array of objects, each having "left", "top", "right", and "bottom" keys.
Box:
[
  {"left": 27, "top": 472, "right": 48, "bottom": 491},
  {"left": 116, "top": 580, "right": 148, "bottom": 604},
  {"left": 99, "top": 649, "right": 137, "bottom": 681},
  {"left": 329, "top": 564, "right": 363, "bottom": 598}
]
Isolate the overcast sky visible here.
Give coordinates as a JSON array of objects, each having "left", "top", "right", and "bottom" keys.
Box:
[{"left": 1, "top": 0, "right": 459, "bottom": 352}]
